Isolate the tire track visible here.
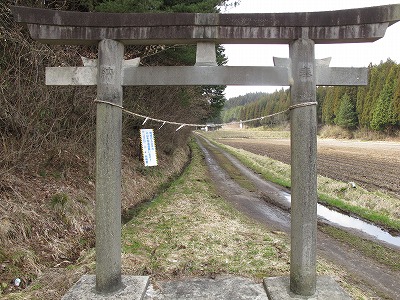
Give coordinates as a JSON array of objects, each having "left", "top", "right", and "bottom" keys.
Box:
[{"left": 196, "top": 136, "right": 400, "bottom": 299}]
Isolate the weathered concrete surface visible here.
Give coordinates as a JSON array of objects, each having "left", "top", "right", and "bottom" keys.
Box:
[
  {"left": 264, "top": 276, "right": 351, "bottom": 300},
  {"left": 95, "top": 39, "right": 124, "bottom": 293},
  {"left": 144, "top": 276, "right": 268, "bottom": 300},
  {"left": 289, "top": 38, "right": 318, "bottom": 296},
  {"left": 195, "top": 42, "right": 217, "bottom": 66},
  {"left": 62, "top": 275, "right": 149, "bottom": 300},
  {"left": 11, "top": 5, "right": 400, "bottom": 45},
  {"left": 45, "top": 65, "right": 367, "bottom": 87},
  {"left": 46, "top": 57, "right": 141, "bottom": 86}
]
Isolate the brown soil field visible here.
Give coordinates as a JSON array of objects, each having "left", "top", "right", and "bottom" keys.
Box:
[{"left": 217, "top": 138, "right": 400, "bottom": 197}]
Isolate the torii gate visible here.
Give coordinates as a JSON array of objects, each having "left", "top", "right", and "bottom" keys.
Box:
[{"left": 12, "top": 4, "right": 400, "bottom": 299}]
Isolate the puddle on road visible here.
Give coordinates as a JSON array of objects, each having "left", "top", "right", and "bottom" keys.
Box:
[
  {"left": 282, "top": 193, "right": 400, "bottom": 247},
  {"left": 197, "top": 135, "right": 400, "bottom": 248}
]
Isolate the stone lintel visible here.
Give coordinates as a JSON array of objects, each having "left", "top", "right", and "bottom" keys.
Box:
[
  {"left": 123, "top": 66, "right": 290, "bottom": 86},
  {"left": 317, "top": 67, "right": 368, "bottom": 86},
  {"left": 46, "top": 65, "right": 367, "bottom": 86},
  {"left": 11, "top": 5, "right": 399, "bottom": 45},
  {"left": 273, "top": 57, "right": 332, "bottom": 68},
  {"left": 46, "top": 66, "right": 97, "bottom": 85},
  {"left": 273, "top": 57, "right": 367, "bottom": 86},
  {"left": 11, "top": 5, "right": 400, "bottom": 28},
  {"left": 25, "top": 23, "right": 388, "bottom": 45},
  {"left": 46, "top": 66, "right": 289, "bottom": 86}
]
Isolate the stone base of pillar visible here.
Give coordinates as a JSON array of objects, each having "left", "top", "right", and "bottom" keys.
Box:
[
  {"left": 263, "top": 276, "right": 351, "bottom": 300},
  {"left": 62, "top": 275, "right": 150, "bottom": 300}
]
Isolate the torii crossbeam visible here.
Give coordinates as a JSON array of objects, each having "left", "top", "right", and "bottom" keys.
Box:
[{"left": 12, "top": 4, "right": 400, "bottom": 299}]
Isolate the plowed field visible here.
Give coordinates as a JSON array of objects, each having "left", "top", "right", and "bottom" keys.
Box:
[{"left": 217, "top": 138, "right": 400, "bottom": 197}]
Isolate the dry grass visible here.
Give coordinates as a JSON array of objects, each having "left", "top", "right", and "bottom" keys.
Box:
[
  {"left": 318, "top": 125, "right": 353, "bottom": 139},
  {"left": 205, "top": 129, "right": 290, "bottom": 140},
  {"left": 353, "top": 127, "right": 400, "bottom": 142},
  {"left": 121, "top": 145, "right": 291, "bottom": 280},
  {"left": 213, "top": 142, "right": 400, "bottom": 229},
  {"left": 317, "top": 177, "right": 400, "bottom": 220},
  {"left": 319, "top": 125, "right": 400, "bottom": 142},
  {"left": 0, "top": 145, "right": 190, "bottom": 297}
]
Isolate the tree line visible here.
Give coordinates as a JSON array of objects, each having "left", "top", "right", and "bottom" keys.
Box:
[
  {"left": 221, "top": 89, "right": 290, "bottom": 127},
  {"left": 222, "top": 59, "right": 400, "bottom": 133}
]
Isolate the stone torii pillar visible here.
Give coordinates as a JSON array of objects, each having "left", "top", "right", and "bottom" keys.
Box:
[
  {"left": 95, "top": 39, "right": 124, "bottom": 293},
  {"left": 289, "top": 38, "right": 318, "bottom": 296},
  {"left": 11, "top": 4, "right": 400, "bottom": 299}
]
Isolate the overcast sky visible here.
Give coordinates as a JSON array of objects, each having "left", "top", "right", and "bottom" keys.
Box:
[{"left": 221, "top": 0, "right": 400, "bottom": 99}]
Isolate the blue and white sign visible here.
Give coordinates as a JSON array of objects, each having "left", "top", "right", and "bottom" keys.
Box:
[{"left": 140, "top": 129, "right": 158, "bottom": 167}]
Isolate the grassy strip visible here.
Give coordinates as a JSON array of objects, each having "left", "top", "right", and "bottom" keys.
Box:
[
  {"left": 213, "top": 141, "right": 291, "bottom": 189},
  {"left": 319, "top": 224, "right": 400, "bottom": 271},
  {"left": 205, "top": 138, "right": 400, "bottom": 232},
  {"left": 318, "top": 194, "right": 400, "bottom": 232},
  {"left": 121, "top": 140, "right": 290, "bottom": 279}
]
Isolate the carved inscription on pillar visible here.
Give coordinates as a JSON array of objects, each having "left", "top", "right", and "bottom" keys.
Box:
[
  {"left": 299, "top": 64, "right": 313, "bottom": 81},
  {"left": 100, "top": 66, "right": 115, "bottom": 84}
]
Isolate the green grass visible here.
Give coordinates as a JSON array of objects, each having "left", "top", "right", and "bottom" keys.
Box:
[
  {"left": 50, "top": 193, "right": 68, "bottom": 209},
  {"left": 319, "top": 224, "right": 400, "bottom": 271},
  {"left": 211, "top": 140, "right": 291, "bottom": 188},
  {"left": 319, "top": 193, "right": 400, "bottom": 232},
  {"left": 121, "top": 140, "right": 291, "bottom": 279}
]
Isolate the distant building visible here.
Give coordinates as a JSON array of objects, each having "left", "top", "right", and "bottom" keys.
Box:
[{"left": 203, "top": 123, "right": 221, "bottom": 131}]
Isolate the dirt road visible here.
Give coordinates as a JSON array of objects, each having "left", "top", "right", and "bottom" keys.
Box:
[
  {"left": 217, "top": 138, "right": 400, "bottom": 197},
  {"left": 196, "top": 135, "right": 400, "bottom": 299}
]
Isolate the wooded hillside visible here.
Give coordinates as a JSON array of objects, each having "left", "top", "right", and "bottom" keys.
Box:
[
  {"left": 0, "top": 0, "right": 232, "bottom": 295},
  {"left": 222, "top": 59, "right": 400, "bottom": 134}
]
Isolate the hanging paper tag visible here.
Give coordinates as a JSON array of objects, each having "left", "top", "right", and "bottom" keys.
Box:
[{"left": 140, "top": 129, "right": 158, "bottom": 167}]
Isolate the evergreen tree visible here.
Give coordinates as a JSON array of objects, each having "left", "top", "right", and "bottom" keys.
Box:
[
  {"left": 96, "top": 0, "right": 162, "bottom": 12},
  {"left": 356, "top": 63, "right": 373, "bottom": 123},
  {"left": 322, "top": 87, "right": 335, "bottom": 124},
  {"left": 356, "top": 85, "right": 367, "bottom": 124},
  {"left": 95, "top": 0, "right": 231, "bottom": 122},
  {"left": 334, "top": 93, "right": 358, "bottom": 129},
  {"left": 316, "top": 86, "right": 327, "bottom": 123},
  {"left": 393, "top": 70, "right": 400, "bottom": 123},
  {"left": 370, "top": 65, "right": 398, "bottom": 131},
  {"left": 332, "top": 86, "right": 346, "bottom": 116},
  {"left": 360, "top": 65, "right": 379, "bottom": 127},
  {"left": 368, "top": 60, "right": 396, "bottom": 127}
]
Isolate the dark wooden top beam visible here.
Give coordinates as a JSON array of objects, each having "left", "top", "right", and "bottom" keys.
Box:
[{"left": 11, "top": 4, "right": 400, "bottom": 45}]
